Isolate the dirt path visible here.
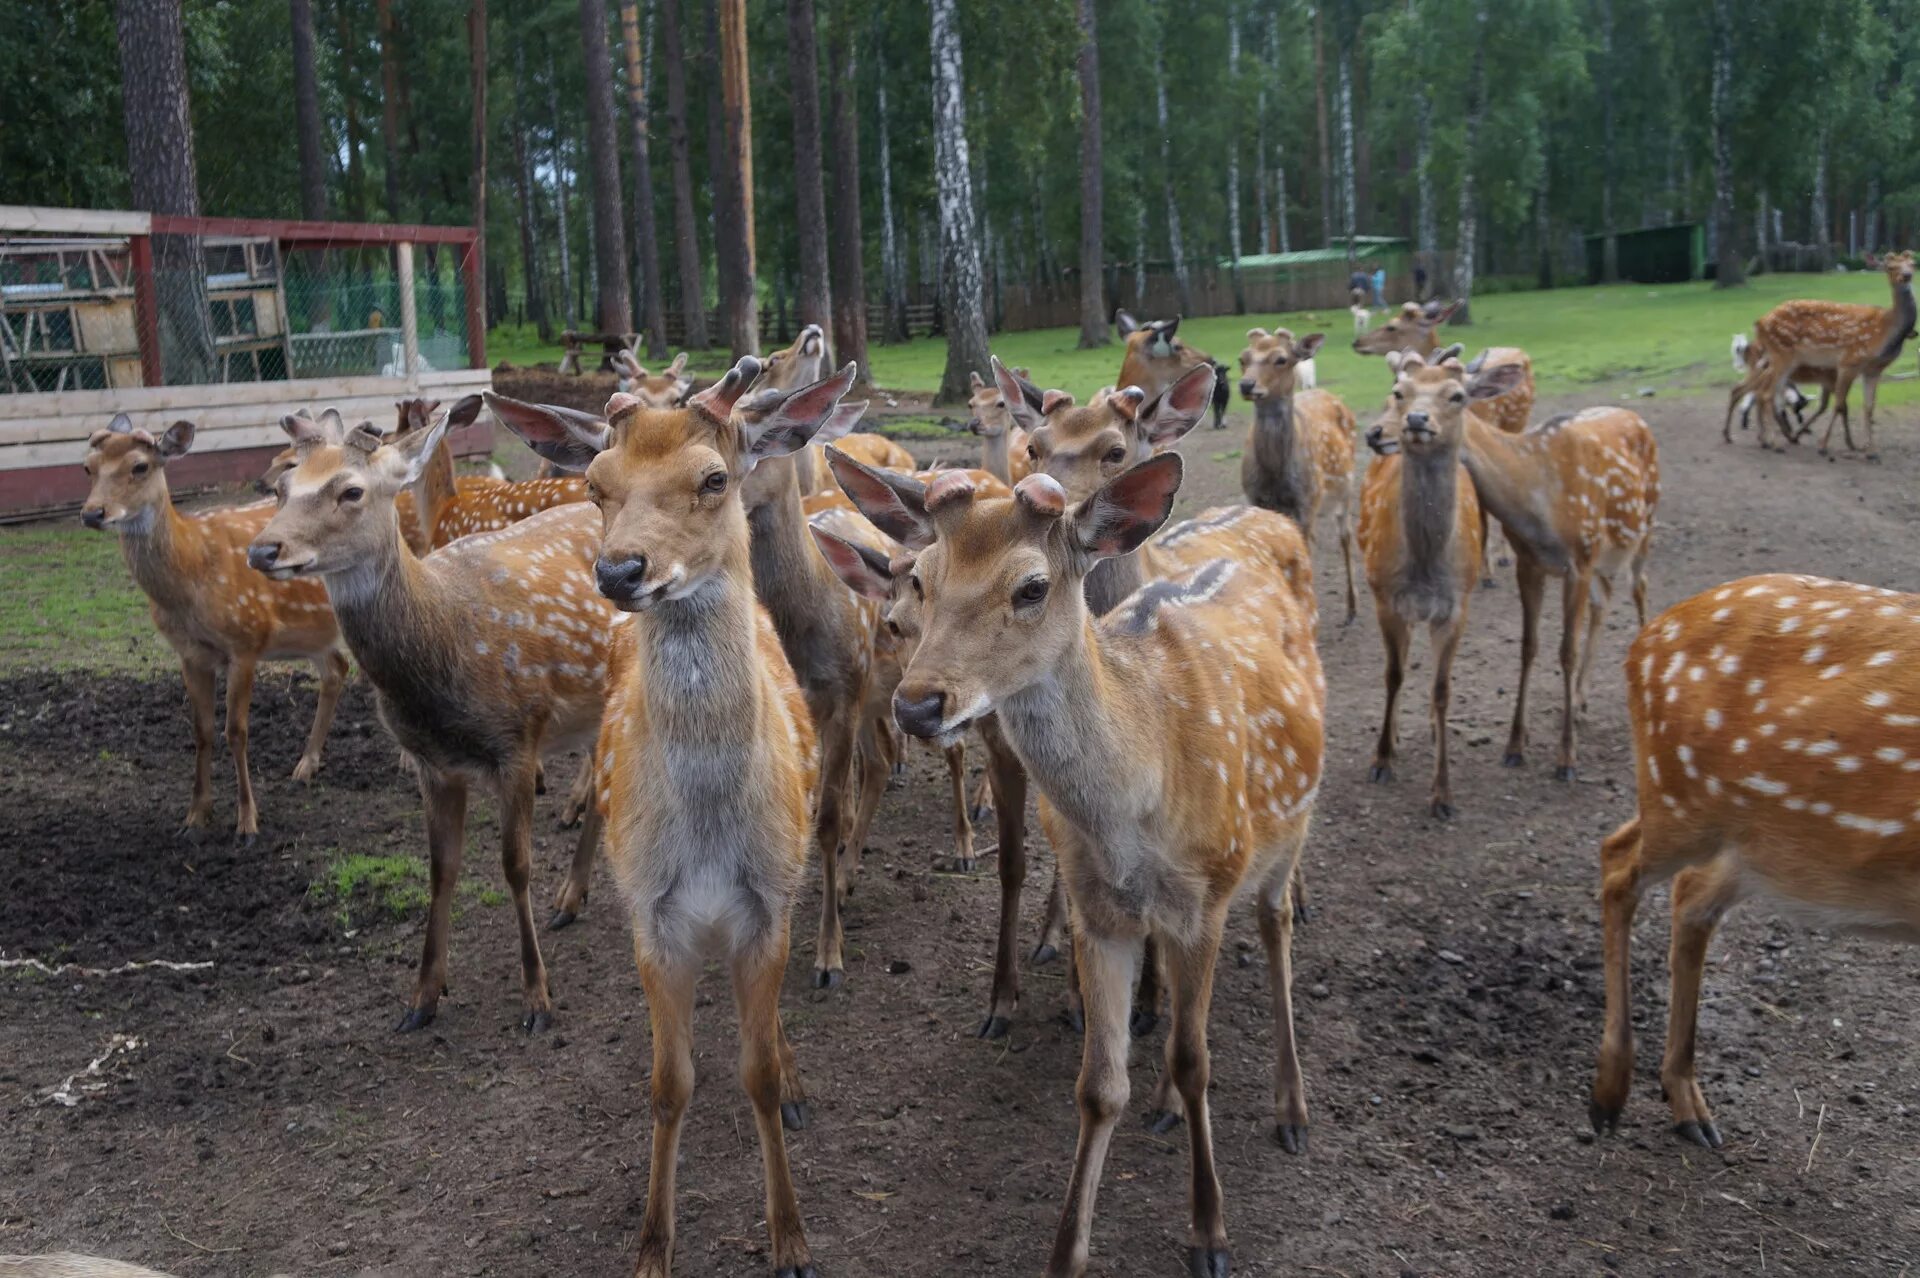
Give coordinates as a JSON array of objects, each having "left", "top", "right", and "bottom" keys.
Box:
[{"left": 5, "top": 390, "right": 1920, "bottom": 1276}]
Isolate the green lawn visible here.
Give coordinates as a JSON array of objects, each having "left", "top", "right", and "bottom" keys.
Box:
[{"left": 0, "top": 527, "right": 161, "bottom": 674}]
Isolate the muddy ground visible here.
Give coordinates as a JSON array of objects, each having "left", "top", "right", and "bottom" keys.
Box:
[{"left": 5, "top": 386, "right": 1920, "bottom": 1277}]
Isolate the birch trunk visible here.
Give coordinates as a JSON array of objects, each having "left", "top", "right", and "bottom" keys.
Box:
[
  {"left": 1710, "top": 0, "right": 1744, "bottom": 287},
  {"left": 931, "top": 0, "right": 989, "bottom": 402},
  {"left": 621, "top": 0, "right": 669, "bottom": 356},
  {"left": 1075, "top": 0, "right": 1107, "bottom": 346},
  {"left": 1156, "top": 56, "right": 1192, "bottom": 315}
]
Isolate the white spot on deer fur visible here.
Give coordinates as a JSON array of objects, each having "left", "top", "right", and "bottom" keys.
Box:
[
  {"left": 1866, "top": 691, "right": 1893, "bottom": 708},
  {"left": 1836, "top": 812, "right": 1904, "bottom": 837},
  {"left": 1783, "top": 796, "right": 1807, "bottom": 811},
  {"left": 1661, "top": 652, "right": 1686, "bottom": 683},
  {"left": 1868, "top": 651, "right": 1895, "bottom": 667},
  {"left": 1877, "top": 747, "right": 1906, "bottom": 763},
  {"left": 1778, "top": 616, "right": 1801, "bottom": 634},
  {"left": 1747, "top": 678, "right": 1765, "bottom": 695},
  {"left": 1819, "top": 664, "right": 1846, "bottom": 680},
  {"left": 1740, "top": 774, "right": 1788, "bottom": 795},
  {"left": 1803, "top": 645, "right": 1825, "bottom": 663},
  {"left": 1834, "top": 756, "right": 1863, "bottom": 772},
  {"left": 1703, "top": 708, "right": 1723, "bottom": 730}
]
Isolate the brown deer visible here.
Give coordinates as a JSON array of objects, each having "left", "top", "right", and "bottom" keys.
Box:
[
  {"left": 1749, "top": 250, "right": 1916, "bottom": 458},
  {"left": 1590, "top": 573, "right": 1920, "bottom": 1150},
  {"left": 802, "top": 431, "right": 915, "bottom": 496},
  {"left": 1455, "top": 401, "right": 1660, "bottom": 779},
  {"left": 1114, "top": 310, "right": 1233, "bottom": 430},
  {"left": 1725, "top": 331, "right": 1829, "bottom": 448},
  {"left": 1236, "top": 328, "right": 1361, "bottom": 624},
  {"left": 613, "top": 348, "right": 693, "bottom": 403},
  {"left": 966, "top": 369, "right": 1035, "bottom": 484},
  {"left": 1353, "top": 303, "right": 1536, "bottom": 435},
  {"left": 1356, "top": 352, "right": 1514, "bottom": 817},
  {"left": 498, "top": 358, "right": 845, "bottom": 1278},
  {"left": 248, "top": 406, "right": 612, "bottom": 1032},
  {"left": 840, "top": 453, "right": 1324, "bottom": 1277},
  {"left": 808, "top": 464, "right": 1038, "bottom": 1039},
  {"left": 81, "top": 416, "right": 348, "bottom": 845}
]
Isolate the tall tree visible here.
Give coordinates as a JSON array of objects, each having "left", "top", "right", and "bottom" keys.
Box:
[
  {"left": 1313, "top": 3, "right": 1332, "bottom": 245},
  {"left": 511, "top": 43, "right": 548, "bottom": 339},
  {"left": 787, "top": 0, "right": 832, "bottom": 334},
  {"left": 826, "top": 19, "right": 869, "bottom": 378},
  {"left": 580, "top": 0, "right": 633, "bottom": 334},
  {"left": 1226, "top": 5, "right": 1246, "bottom": 313},
  {"left": 621, "top": 0, "right": 669, "bottom": 357},
  {"left": 1415, "top": 89, "right": 1435, "bottom": 293},
  {"left": 1452, "top": 2, "right": 1488, "bottom": 323},
  {"left": 469, "top": 1, "right": 488, "bottom": 332},
  {"left": 116, "top": 0, "right": 214, "bottom": 382},
  {"left": 548, "top": 53, "right": 575, "bottom": 327},
  {"left": 657, "top": 0, "right": 708, "bottom": 347},
  {"left": 876, "top": 70, "right": 909, "bottom": 343},
  {"left": 374, "top": 0, "right": 405, "bottom": 217},
  {"left": 930, "top": 0, "right": 989, "bottom": 403},
  {"left": 290, "top": 0, "right": 328, "bottom": 220},
  {"left": 1596, "top": 0, "right": 1617, "bottom": 281},
  {"left": 1075, "top": 0, "right": 1107, "bottom": 346},
  {"left": 1709, "top": 0, "right": 1743, "bottom": 286},
  {"left": 1155, "top": 52, "right": 1192, "bottom": 315},
  {"left": 712, "top": 0, "right": 757, "bottom": 355}
]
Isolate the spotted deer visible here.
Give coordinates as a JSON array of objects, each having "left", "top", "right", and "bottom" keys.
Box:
[
  {"left": 1749, "top": 250, "right": 1916, "bottom": 458},
  {"left": 809, "top": 463, "right": 1037, "bottom": 1038},
  {"left": 1356, "top": 353, "right": 1507, "bottom": 817},
  {"left": 248, "top": 407, "right": 613, "bottom": 1032},
  {"left": 806, "top": 431, "right": 915, "bottom": 495},
  {"left": 1457, "top": 399, "right": 1660, "bottom": 779},
  {"left": 1114, "top": 310, "right": 1233, "bottom": 430},
  {"left": 1591, "top": 573, "right": 1920, "bottom": 1150},
  {"left": 1725, "top": 332, "right": 1827, "bottom": 447},
  {"left": 840, "top": 453, "right": 1324, "bottom": 1277},
  {"left": 1236, "top": 328, "right": 1360, "bottom": 623},
  {"left": 496, "top": 358, "right": 846, "bottom": 1278},
  {"left": 1353, "top": 303, "right": 1535, "bottom": 435},
  {"left": 81, "top": 416, "right": 347, "bottom": 844}
]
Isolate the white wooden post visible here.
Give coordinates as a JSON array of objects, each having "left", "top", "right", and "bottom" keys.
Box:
[{"left": 396, "top": 240, "right": 421, "bottom": 389}]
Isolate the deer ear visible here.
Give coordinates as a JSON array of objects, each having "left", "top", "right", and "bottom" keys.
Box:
[
  {"left": 815, "top": 399, "right": 868, "bottom": 444},
  {"left": 1467, "top": 361, "right": 1527, "bottom": 400},
  {"left": 1296, "top": 333, "right": 1326, "bottom": 358},
  {"left": 155, "top": 420, "right": 196, "bottom": 458},
  {"left": 445, "top": 393, "right": 484, "bottom": 431},
  {"left": 382, "top": 405, "right": 453, "bottom": 485},
  {"left": 484, "top": 391, "right": 611, "bottom": 472},
  {"left": 280, "top": 411, "right": 332, "bottom": 449},
  {"left": 1071, "top": 452, "right": 1184, "bottom": 560},
  {"left": 108, "top": 413, "right": 135, "bottom": 435},
  {"left": 1114, "top": 309, "right": 1138, "bottom": 337},
  {"left": 991, "top": 356, "right": 1044, "bottom": 432},
  {"left": 737, "top": 363, "right": 859, "bottom": 467},
  {"left": 970, "top": 371, "right": 986, "bottom": 390},
  {"left": 691, "top": 355, "right": 763, "bottom": 418},
  {"left": 809, "top": 524, "right": 896, "bottom": 601},
  {"left": 668, "top": 351, "right": 688, "bottom": 376},
  {"left": 1137, "top": 363, "right": 1215, "bottom": 446},
  {"left": 828, "top": 446, "right": 935, "bottom": 550}
]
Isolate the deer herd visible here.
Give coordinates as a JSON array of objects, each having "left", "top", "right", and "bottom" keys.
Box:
[{"left": 71, "top": 268, "right": 1920, "bottom": 1273}]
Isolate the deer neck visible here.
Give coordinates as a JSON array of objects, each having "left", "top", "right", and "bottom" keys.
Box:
[
  {"left": 118, "top": 491, "right": 206, "bottom": 609},
  {"left": 747, "top": 456, "right": 843, "bottom": 657},
  {"left": 980, "top": 430, "right": 1012, "bottom": 485},
  {"left": 1395, "top": 448, "right": 1466, "bottom": 619},
  {"left": 1250, "top": 391, "right": 1315, "bottom": 522},
  {"left": 1459, "top": 415, "right": 1573, "bottom": 574},
  {"left": 1879, "top": 279, "right": 1917, "bottom": 364},
  {"left": 1084, "top": 549, "right": 1146, "bottom": 618},
  {"left": 627, "top": 539, "right": 765, "bottom": 766},
  {"left": 316, "top": 510, "right": 447, "bottom": 682}
]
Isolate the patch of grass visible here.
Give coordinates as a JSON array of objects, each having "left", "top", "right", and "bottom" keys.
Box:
[
  {"left": 0, "top": 527, "right": 164, "bottom": 675},
  {"left": 317, "top": 852, "right": 432, "bottom": 927},
  {"left": 875, "top": 413, "right": 967, "bottom": 441}
]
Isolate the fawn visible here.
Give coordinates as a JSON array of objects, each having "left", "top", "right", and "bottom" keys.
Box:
[{"left": 82, "top": 416, "right": 348, "bottom": 844}]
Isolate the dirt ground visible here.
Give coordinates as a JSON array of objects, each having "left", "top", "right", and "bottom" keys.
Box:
[{"left": 6, "top": 385, "right": 1920, "bottom": 1278}]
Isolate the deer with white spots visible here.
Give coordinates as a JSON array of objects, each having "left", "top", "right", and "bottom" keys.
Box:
[
  {"left": 1114, "top": 311, "right": 1234, "bottom": 430},
  {"left": 838, "top": 452, "right": 1325, "bottom": 1278},
  {"left": 1352, "top": 302, "right": 1535, "bottom": 436},
  {"left": 248, "top": 407, "right": 614, "bottom": 1033},
  {"left": 496, "top": 358, "right": 841, "bottom": 1278},
  {"left": 1745, "top": 250, "right": 1916, "bottom": 458},
  {"left": 1455, "top": 395, "right": 1659, "bottom": 779},
  {"left": 1236, "top": 327, "right": 1361, "bottom": 624},
  {"left": 1724, "top": 332, "right": 1828, "bottom": 449},
  {"left": 1357, "top": 352, "right": 1513, "bottom": 818},
  {"left": 1591, "top": 573, "right": 1920, "bottom": 1150},
  {"left": 80, "top": 416, "right": 348, "bottom": 845}
]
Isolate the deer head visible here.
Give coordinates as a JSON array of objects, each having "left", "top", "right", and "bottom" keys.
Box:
[
  {"left": 758, "top": 324, "right": 831, "bottom": 394},
  {"left": 1865, "top": 250, "right": 1917, "bottom": 289},
  {"left": 80, "top": 415, "right": 195, "bottom": 532},
  {"left": 1352, "top": 300, "right": 1458, "bottom": 357},
  {"left": 1116, "top": 313, "right": 1212, "bottom": 399},
  {"left": 994, "top": 356, "right": 1212, "bottom": 505},
  {"left": 1364, "top": 351, "right": 1525, "bottom": 457},
  {"left": 1238, "top": 328, "right": 1326, "bottom": 403}
]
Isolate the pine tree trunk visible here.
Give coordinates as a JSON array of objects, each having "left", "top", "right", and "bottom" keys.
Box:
[
  {"left": 1598, "top": 0, "right": 1617, "bottom": 282},
  {"left": 1226, "top": 5, "right": 1245, "bottom": 314},
  {"left": 290, "top": 0, "right": 328, "bottom": 220},
  {"left": 375, "top": 0, "right": 406, "bottom": 218},
  {"left": 788, "top": 0, "right": 832, "bottom": 334},
  {"left": 579, "top": 0, "right": 633, "bottom": 336},
  {"left": 1535, "top": 161, "right": 1553, "bottom": 289},
  {"left": 622, "top": 0, "right": 670, "bottom": 357},
  {"left": 117, "top": 0, "right": 214, "bottom": 383},
  {"left": 1338, "top": 49, "right": 1356, "bottom": 257},
  {"left": 1076, "top": 0, "right": 1107, "bottom": 346},
  {"left": 1415, "top": 88, "right": 1435, "bottom": 293},
  {"left": 511, "top": 88, "right": 549, "bottom": 341},
  {"left": 469, "top": 1, "right": 488, "bottom": 334},
  {"left": 1452, "top": 4, "right": 1486, "bottom": 323},
  {"left": 1313, "top": 3, "right": 1332, "bottom": 246},
  {"left": 1812, "top": 131, "right": 1831, "bottom": 268},
  {"left": 930, "top": 0, "right": 989, "bottom": 404},
  {"left": 1155, "top": 57, "right": 1191, "bottom": 315},
  {"left": 337, "top": 4, "right": 368, "bottom": 221},
  {"left": 826, "top": 22, "right": 869, "bottom": 378},
  {"left": 711, "top": 0, "right": 757, "bottom": 355},
  {"left": 877, "top": 73, "right": 909, "bottom": 343},
  {"left": 1710, "top": 0, "right": 1744, "bottom": 287},
  {"left": 548, "top": 56, "right": 575, "bottom": 328},
  {"left": 657, "top": 0, "right": 708, "bottom": 347},
  {"left": 1255, "top": 79, "right": 1273, "bottom": 255}
]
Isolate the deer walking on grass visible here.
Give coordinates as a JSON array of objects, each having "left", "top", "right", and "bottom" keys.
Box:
[
  {"left": 839, "top": 452, "right": 1324, "bottom": 1278},
  {"left": 82, "top": 416, "right": 347, "bottom": 845}
]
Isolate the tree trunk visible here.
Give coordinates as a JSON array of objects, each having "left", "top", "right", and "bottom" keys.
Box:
[
  {"left": 1812, "top": 131, "right": 1831, "bottom": 268},
  {"left": 1255, "top": 78, "right": 1272, "bottom": 255},
  {"left": 1338, "top": 49, "right": 1356, "bottom": 257},
  {"left": 930, "top": 0, "right": 989, "bottom": 404},
  {"left": 621, "top": 0, "right": 670, "bottom": 357},
  {"left": 579, "top": 0, "right": 633, "bottom": 336},
  {"left": 469, "top": 1, "right": 488, "bottom": 334},
  {"left": 1709, "top": 0, "right": 1744, "bottom": 287},
  {"left": 1133, "top": 202, "right": 1147, "bottom": 304},
  {"left": 548, "top": 55, "right": 575, "bottom": 328},
  {"left": 1313, "top": 3, "right": 1332, "bottom": 246},
  {"left": 787, "top": 0, "right": 832, "bottom": 334},
  {"left": 1415, "top": 88, "right": 1436, "bottom": 293},
  {"left": 511, "top": 82, "right": 549, "bottom": 341},
  {"left": 336, "top": 3, "right": 368, "bottom": 221},
  {"left": 826, "top": 21, "right": 869, "bottom": 379},
  {"left": 657, "top": 0, "right": 708, "bottom": 347},
  {"left": 117, "top": 0, "right": 214, "bottom": 384},
  {"left": 1598, "top": 0, "right": 1617, "bottom": 282},
  {"left": 877, "top": 72, "right": 909, "bottom": 343},
  {"left": 375, "top": 0, "right": 406, "bottom": 218},
  {"left": 290, "top": 0, "right": 328, "bottom": 220},
  {"left": 711, "top": 0, "right": 757, "bottom": 355},
  {"left": 1076, "top": 0, "right": 1107, "bottom": 345},
  {"left": 1155, "top": 56, "right": 1191, "bottom": 315},
  {"left": 1268, "top": 8, "right": 1288, "bottom": 255},
  {"left": 1226, "top": 5, "right": 1245, "bottom": 313},
  {"left": 1535, "top": 161, "right": 1553, "bottom": 289},
  {"left": 1452, "top": 3, "right": 1486, "bottom": 323}
]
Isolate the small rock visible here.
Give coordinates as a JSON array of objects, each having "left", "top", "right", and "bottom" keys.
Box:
[
  {"left": 1308, "top": 982, "right": 1331, "bottom": 1000},
  {"left": 1412, "top": 1048, "right": 1443, "bottom": 1066},
  {"left": 1443, "top": 1125, "right": 1480, "bottom": 1141},
  {"left": 1549, "top": 1203, "right": 1576, "bottom": 1221},
  {"left": 328, "top": 1241, "right": 350, "bottom": 1257},
  {"left": 886, "top": 960, "right": 912, "bottom": 975},
  {"left": 1437, "top": 949, "right": 1466, "bottom": 965}
]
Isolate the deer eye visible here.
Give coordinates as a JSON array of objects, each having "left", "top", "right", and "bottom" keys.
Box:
[
  {"left": 1449, "top": 391, "right": 1467, "bottom": 404},
  {"left": 1392, "top": 389, "right": 1404, "bottom": 400},
  {"left": 1013, "top": 577, "right": 1050, "bottom": 608},
  {"left": 703, "top": 470, "right": 728, "bottom": 494},
  {"left": 338, "top": 485, "right": 364, "bottom": 505},
  {"left": 910, "top": 574, "right": 924, "bottom": 600},
  {"left": 1104, "top": 445, "right": 1127, "bottom": 464},
  {"left": 1026, "top": 443, "right": 1040, "bottom": 462},
  {"left": 131, "top": 461, "right": 150, "bottom": 477}
]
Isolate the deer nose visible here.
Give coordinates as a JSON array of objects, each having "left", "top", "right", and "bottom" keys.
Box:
[
  {"left": 1364, "top": 425, "right": 1388, "bottom": 452},
  {"left": 1238, "top": 379, "right": 1256, "bottom": 399},
  {"left": 1405, "top": 412, "right": 1432, "bottom": 434},
  {"left": 893, "top": 687, "right": 947, "bottom": 739},
  {"left": 80, "top": 507, "right": 106, "bottom": 530},
  {"left": 595, "top": 554, "right": 650, "bottom": 602},
  {"left": 247, "top": 541, "right": 281, "bottom": 571}
]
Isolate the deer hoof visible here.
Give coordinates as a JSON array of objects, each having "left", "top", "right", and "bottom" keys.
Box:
[
  {"left": 1430, "top": 800, "right": 1456, "bottom": 821},
  {"left": 1868, "top": 453, "right": 1881, "bottom": 463},
  {"left": 1479, "top": 575, "right": 1497, "bottom": 590},
  {"left": 1128, "top": 1008, "right": 1160, "bottom": 1039},
  {"left": 780, "top": 1101, "right": 811, "bottom": 1131},
  {"left": 1187, "top": 1246, "right": 1230, "bottom": 1278},
  {"left": 774, "top": 1265, "right": 818, "bottom": 1278},
  {"left": 1146, "top": 1109, "right": 1184, "bottom": 1136},
  {"left": 976, "top": 1014, "right": 1010, "bottom": 1041},
  {"left": 1061, "top": 1005, "right": 1085, "bottom": 1035},
  {"left": 1368, "top": 764, "right": 1393, "bottom": 784},
  {"left": 234, "top": 830, "right": 259, "bottom": 849},
  {"left": 1501, "top": 751, "right": 1526, "bottom": 769},
  {"left": 394, "top": 1006, "right": 436, "bottom": 1033},
  {"left": 935, "top": 856, "right": 977, "bottom": 874},
  {"left": 813, "top": 967, "right": 844, "bottom": 990},
  {"left": 1588, "top": 1099, "right": 1622, "bottom": 1136},
  {"left": 968, "top": 802, "right": 993, "bottom": 823},
  {"left": 1672, "top": 1119, "right": 1722, "bottom": 1150},
  {"left": 291, "top": 757, "right": 320, "bottom": 783},
  {"left": 547, "top": 907, "right": 579, "bottom": 931},
  {"left": 522, "top": 1009, "right": 553, "bottom": 1034},
  {"left": 1274, "top": 1123, "right": 1310, "bottom": 1156},
  {"left": 1029, "top": 942, "right": 1060, "bottom": 967},
  {"left": 1554, "top": 765, "right": 1578, "bottom": 782},
  {"left": 1292, "top": 898, "right": 1313, "bottom": 925}
]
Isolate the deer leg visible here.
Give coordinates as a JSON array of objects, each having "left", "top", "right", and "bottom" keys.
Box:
[
  {"left": 556, "top": 750, "right": 594, "bottom": 829},
  {"left": 1044, "top": 927, "right": 1141, "bottom": 1278},
  {"left": 968, "top": 769, "right": 994, "bottom": 821},
  {"left": 1589, "top": 817, "right": 1644, "bottom": 1134},
  {"left": 1477, "top": 505, "right": 1497, "bottom": 586},
  {"left": 1630, "top": 540, "right": 1653, "bottom": 628},
  {"left": 732, "top": 930, "right": 817, "bottom": 1277},
  {"left": 1661, "top": 857, "right": 1741, "bottom": 1149},
  {"left": 1555, "top": 570, "right": 1592, "bottom": 781},
  {"left": 549, "top": 747, "right": 602, "bottom": 930},
  {"left": 1575, "top": 575, "right": 1615, "bottom": 717},
  {"left": 499, "top": 764, "right": 556, "bottom": 1032},
  {"left": 1034, "top": 863, "right": 1071, "bottom": 965},
  {"left": 838, "top": 717, "right": 891, "bottom": 888},
  {"left": 1722, "top": 385, "right": 1744, "bottom": 443},
  {"left": 179, "top": 658, "right": 217, "bottom": 836},
  {"left": 224, "top": 656, "right": 259, "bottom": 845},
  {"left": 1429, "top": 618, "right": 1464, "bottom": 819},
  {"left": 1337, "top": 503, "right": 1359, "bottom": 625},
  {"left": 811, "top": 704, "right": 854, "bottom": 988},
  {"left": 1503, "top": 555, "right": 1547, "bottom": 768},
  {"left": 977, "top": 720, "right": 1028, "bottom": 1039},
  {"left": 292, "top": 648, "right": 349, "bottom": 783},
  {"left": 1862, "top": 374, "right": 1881, "bottom": 459},
  {"left": 400, "top": 768, "right": 467, "bottom": 1031},
  {"left": 1819, "top": 371, "right": 1856, "bottom": 453},
  {"left": 934, "top": 741, "right": 977, "bottom": 872},
  {"left": 1370, "top": 607, "right": 1412, "bottom": 784},
  {"left": 1259, "top": 842, "right": 1311, "bottom": 1154},
  {"left": 631, "top": 950, "right": 697, "bottom": 1278},
  {"left": 1164, "top": 917, "right": 1232, "bottom": 1275}
]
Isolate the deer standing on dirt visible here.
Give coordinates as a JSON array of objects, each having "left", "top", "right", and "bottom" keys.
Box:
[
  {"left": 1357, "top": 352, "right": 1512, "bottom": 818},
  {"left": 495, "top": 358, "right": 845, "bottom": 1278},
  {"left": 1591, "top": 573, "right": 1920, "bottom": 1150},
  {"left": 842, "top": 453, "right": 1324, "bottom": 1277},
  {"left": 1237, "top": 328, "right": 1361, "bottom": 624},
  {"left": 1726, "top": 332, "right": 1826, "bottom": 446},
  {"left": 248, "top": 406, "right": 612, "bottom": 1032},
  {"left": 81, "top": 416, "right": 348, "bottom": 845},
  {"left": 1746, "top": 250, "right": 1916, "bottom": 458},
  {"left": 1115, "top": 310, "right": 1234, "bottom": 430}
]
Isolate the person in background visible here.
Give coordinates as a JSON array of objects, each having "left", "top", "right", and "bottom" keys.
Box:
[
  {"left": 1414, "top": 263, "right": 1429, "bottom": 301},
  {"left": 1372, "top": 265, "right": 1387, "bottom": 306}
]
